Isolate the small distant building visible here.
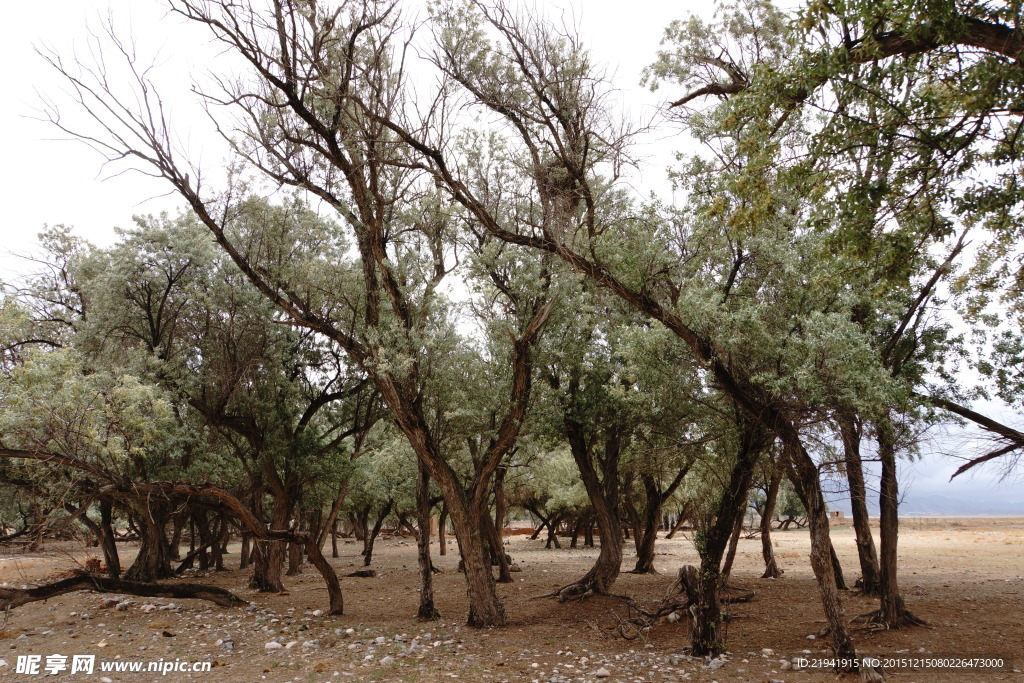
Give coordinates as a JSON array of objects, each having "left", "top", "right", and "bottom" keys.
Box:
[{"left": 830, "top": 510, "right": 845, "bottom": 519}]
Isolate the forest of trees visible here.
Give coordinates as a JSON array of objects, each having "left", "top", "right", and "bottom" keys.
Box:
[{"left": 2, "top": 0, "right": 1023, "bottom": 672}]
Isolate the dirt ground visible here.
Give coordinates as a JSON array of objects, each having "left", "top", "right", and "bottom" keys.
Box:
[{"left": 0, "top": 517, "right": 1021, "bottom": 682}]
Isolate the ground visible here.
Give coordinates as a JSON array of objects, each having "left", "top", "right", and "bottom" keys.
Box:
[{"left": 0, "top": 518, "right": 1022, "bottom": 682}]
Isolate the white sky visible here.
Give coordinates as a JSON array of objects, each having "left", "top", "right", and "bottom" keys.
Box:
[{"left": 0, "top": 0, "right": 1019, "bottom": 506}]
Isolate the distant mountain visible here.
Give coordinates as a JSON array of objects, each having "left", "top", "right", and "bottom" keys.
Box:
[{"left": 825, "top": 491, "right": 1024, "bottom": 516}]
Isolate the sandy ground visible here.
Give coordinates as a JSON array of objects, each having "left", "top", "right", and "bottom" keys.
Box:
[{"left": 0, "top": 517, "right": 1021, "bottom": 682}]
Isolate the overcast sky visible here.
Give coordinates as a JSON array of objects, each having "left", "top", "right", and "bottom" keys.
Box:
[{"left": 1, "top": 0, "right": 1020, "bottom": 508}]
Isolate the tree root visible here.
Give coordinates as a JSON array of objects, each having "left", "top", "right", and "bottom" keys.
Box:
[
  {"left": 0, "top": 572, "right": 247, "bottom": 610},
  {"left": 853, "top": 608, "right": 927, "bottom": 631}
]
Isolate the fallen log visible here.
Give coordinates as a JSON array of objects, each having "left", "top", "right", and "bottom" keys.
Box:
[{"left": 0, "top": 572, "right": 247, "bottom": 610}]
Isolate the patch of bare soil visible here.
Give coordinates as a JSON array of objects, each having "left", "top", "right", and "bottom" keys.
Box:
[{"left": 0, "top": 518, "right": 1022, "bottom": 682}]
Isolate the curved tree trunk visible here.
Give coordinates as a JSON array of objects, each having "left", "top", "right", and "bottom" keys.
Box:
[
  {"left": 556, "top": 427, "right": 624, "bottom": 598},
  {"left": 759, "top": 460, "right": 783, "bottom": 578},
  {"left": 362, "top": 499, "right": 393, "bottom": 567}
]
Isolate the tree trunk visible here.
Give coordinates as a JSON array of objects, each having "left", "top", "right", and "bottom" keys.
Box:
[
  {"left": 482, "top": 510, "right": 512, "bottom": 583},
  {"left": 331, "top": 519, "right": 339, "bottom": 558},
  {"left": 239, "top": 533, "right": 251, "bottom": 570},
  {"left": 250, "top": 499, "right": 288, "bottom": 593},
  {"left": 362, "top": 500, "right": 393, "bottom": 567},
  {"left": 721, "top": 506, "right": 744, "bottom": 581},
  {"left": 759, "top": 462, "right": 783, "bottom": 578},
  {"left": 665, "top": 503, "right": 691, "bottom": 539},
  {"left": 303, "top": 533, "right": 344, "bottom": 615},
  {"left": 287, "top": 540, "right": 302, "bottom": 575},
  {"left": 438, "top": 505, "right": 448, "bottom": 556},
  {"left": 123, "top": 503, "right": 173, "bottom": 582},
  {"left": 690, "top": 419, "right": 763, "bottom": 655},
  {"left": 839, "top": 413, "right": 881, "bottom": 595},
  {"left": 415, "top": 460, "right": 440, "bottom": 620},
  {"left": 99, "top": 499, "right": 121, "bottom": 580},
  {"left": 786, "top": 443, "right": 857, "bottom": 663},
  {"left": 875, "top": 420, "right": 923, "bottom": 627},
  {"left": 830, "top": 538, "right": 848, "bottom": 590},
  {"left": 555, "top": 428, "right": 624, "bottom": 598}
]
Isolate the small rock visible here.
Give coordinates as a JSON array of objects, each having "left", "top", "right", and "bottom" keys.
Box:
[
  {"left": 380, "top": 656, "right": 394, "bottom": 665},
  {"left": 806, "top": 634, "right": 815, "bottom": 640},
  {"left": 115, "top": 600, "right": 132, "bottom": 611},
  {"left": 99, "top": 598, "right": 119, "bottom": 609},
  {"left": 161, "top": 631, "right": 174, "bottom": 638},
  {"left": 375, "top": 636, "right": 386, "bottom": 644},
  {"left": 707, "top": 657, "right": 725, "bottom": 670},
  {"left": 595, "top": 667, "right": 612, "bottom": 678},
  {"left": 140, "top": 604, "right": 157, "bottom": 613},
  {"left": 311, "top": 609, "right": 323, "bottom": 617},
  {"left": 0, "top": 659, "right": 7, "bottom": 667},
  {"left": 265, "top": 641, "right": 283, "bottom": 650},
  {"left": 285, "top": 641, "right": 298, "bottom": 649},
  {"left": 761, "top": 648, "right": 774, "bottom": 656},
  {"left": 101, "top": 678, "right": 113, "bottom": 683}
]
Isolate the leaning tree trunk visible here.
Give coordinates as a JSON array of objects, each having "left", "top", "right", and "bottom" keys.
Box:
[
  {"left": 875, "top": 420, "right": 923, "bottom": 627},
  {"left": 415, "top": 460, "right": 440, "bottom": 620},
  {"left": 690, "top": 419, "right": 764, "bottom": 656},
  {"left": 483, "top": 511, "right": 513, "bottom": 583},
  {"left": 123, "top": 502, "right": 173, "bottom": 582},
  {"left": 759, "top": 460, "right": 783, "bottom": 578},
  {"left": 785, "top": 441, "right": 858, "bottom": 664},
  {"left": 553, "top": 428, "right": 624, "bottom": 599},
  {"left": 829, "top": 538, "right": 848, "bottom": 590},
  {"left": 839, "top": 413, "right": 881, "bottom": 595},
  {"left": 633, "top": 469, "right": 689, "bottom": 574},
  {"left": 721, "top": 506, "right": 745, "bottom": 581},
  {"left": 362, "top": 499, "right": 393, "bottom": 567}
]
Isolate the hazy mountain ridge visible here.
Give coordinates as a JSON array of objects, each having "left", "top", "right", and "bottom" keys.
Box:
[{"left": 825, "top": 491, "right": 1024, "bottom": 516}]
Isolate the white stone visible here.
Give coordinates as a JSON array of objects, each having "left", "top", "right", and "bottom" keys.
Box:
[
  {"left": 264, "top": 641, "right": 283, "bottom": 650},
  {"left": 595, "top": 668, "right": 612, "bottom": 678},
  {"left": 311, "top": 610, "right": 323, "bottom": 617}
]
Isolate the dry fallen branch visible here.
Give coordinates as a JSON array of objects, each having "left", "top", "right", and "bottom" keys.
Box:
[{"left": 0, "top": 572, "right": 247, "bottom": 610}]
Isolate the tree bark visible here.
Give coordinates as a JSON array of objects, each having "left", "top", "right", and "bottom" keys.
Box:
[
  {"left": 786, "top": 444, "right": 857, "bottom": 663},
  {"left": 690, "top": 418, "right": 764, "bottom": 655},
  {"left": 875, "top": 419, "right": 923, "bottom": 627},
  {"left": 0, "top": 573, "right": 247, "bottom": 610},
  {"left": 362, "top": 499, "right": 393, "bottom": 567},
  {"left": 415, "top": 460, "right": 440, "bottom": 620},
  {"left": 123, "top": 503, "right": 173, "bottom": 582},
  {"left": 838, "top": 413, "right": 881, "bottom": 595},
  {"left": 759, "top": 462, "right": 783, "bottom": 578},
  {"left": 99, "top": 499, "right": 121, "bottom": 579},
  {"left": 721, "top": 506, "right": 745, "bottom": 581}
]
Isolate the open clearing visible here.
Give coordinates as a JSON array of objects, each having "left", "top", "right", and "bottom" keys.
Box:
[{"left": 1, "top": 517, "right": 1021, "bottom": 682}]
